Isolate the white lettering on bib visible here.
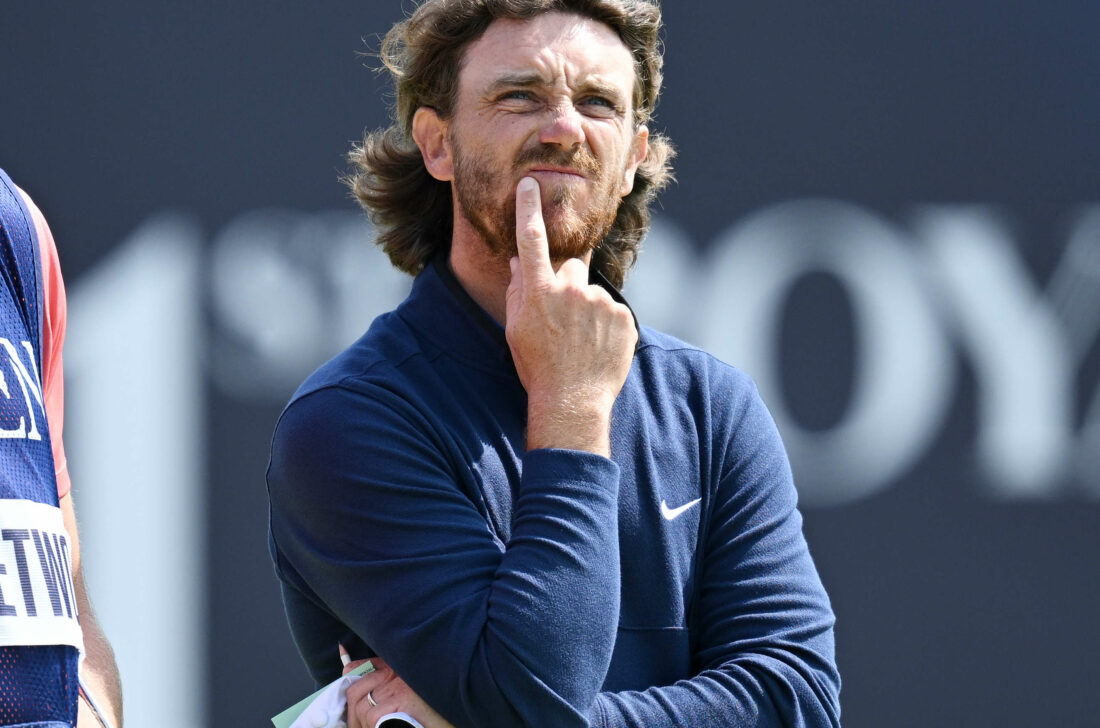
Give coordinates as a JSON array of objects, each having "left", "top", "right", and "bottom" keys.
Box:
[{"left": 0, "top": 499, "right": 83, "bottom": 651}]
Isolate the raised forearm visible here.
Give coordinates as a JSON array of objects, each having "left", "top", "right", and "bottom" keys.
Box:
[
  {"left": 75, "top": 569, "right": 123, "bottom": 727},
  {"left": 505, "top": 177, "right": 637, "bottom": 458}
]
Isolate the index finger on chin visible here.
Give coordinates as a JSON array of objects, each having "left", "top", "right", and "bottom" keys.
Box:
[{"left": 514, "top": 177, "right": 553, "bottom": 285}]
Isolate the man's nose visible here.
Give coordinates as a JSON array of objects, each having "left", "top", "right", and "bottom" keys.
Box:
[{"left": 538, "top": 103, "right": 586, "bottom": 148}]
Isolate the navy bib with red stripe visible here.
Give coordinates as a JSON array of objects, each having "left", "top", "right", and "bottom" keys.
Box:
[{"left": 0, "top": 168, "right": 79, "bottom": 728}]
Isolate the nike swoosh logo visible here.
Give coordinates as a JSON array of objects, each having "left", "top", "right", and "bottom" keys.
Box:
[{"left": 660, "top": 498, "right": 702, "bottom": 521}]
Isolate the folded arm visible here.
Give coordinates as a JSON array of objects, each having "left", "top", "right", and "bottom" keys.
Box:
[
  {"left": 592, "top": 382, "right": 841, "bottom": 727},
  {"left": 269, "top": 384, "right": 624, "bottom": 728}
]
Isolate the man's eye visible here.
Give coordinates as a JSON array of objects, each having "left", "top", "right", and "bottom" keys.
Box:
[
  {"left": 579, "top": 97, "right": 622, "bottom": 118},
  {"left": 580, "top": 96, "right": 619, "bottom": 115},
  {"left": 499, "top": 90, "right": 533, "bottom": 102},
  {"left": 584, "top": 96, "right": 614, "bottom": 107}
]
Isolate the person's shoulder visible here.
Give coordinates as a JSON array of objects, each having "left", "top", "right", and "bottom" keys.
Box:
[
  {"left": 273, "top": 306, "right": 441, "bottom": 449},
  {"left": 12, "top": 185, "right": 52, "bottom": 252},
  {"left": 636, "top": 325, "right": 755, "bottom": 391},
  {"left": 636, "top": 326, "right": 704, "bottom": 357},
  {"left": 273, "top": 324, "right": 405, "bottom": 450},
  {"left": 289, "top": 309, "right": 422, "bottom": 402},
  {"left": 270, "top": 312, "right": 442, "bottom": 481},
  {"left": 15, "top": 185, "right": 42, "bottom": 222}
]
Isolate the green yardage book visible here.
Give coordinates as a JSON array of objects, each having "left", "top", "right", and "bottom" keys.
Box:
[{"left": 271, "top": 661, "right": 375, "bottom": 728}]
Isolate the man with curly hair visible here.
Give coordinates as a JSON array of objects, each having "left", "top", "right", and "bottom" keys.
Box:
[{"left": 268, "top": 1, "right": 840, "bottom": 726}]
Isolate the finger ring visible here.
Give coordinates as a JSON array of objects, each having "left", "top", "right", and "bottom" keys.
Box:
[{"left": 366, "top": 690, "right": 377, "bottom": 708}]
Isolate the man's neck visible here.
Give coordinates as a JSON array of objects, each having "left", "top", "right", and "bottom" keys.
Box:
[
  {"left": 448, "top": 235, "right": 511, "bottom": 326},
  {"left": 447, "top": 209, "right": 597, "bottom": 326}
]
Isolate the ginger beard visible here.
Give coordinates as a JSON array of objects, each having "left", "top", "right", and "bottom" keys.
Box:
[{"left": 451, "top": 138, "right": 625, "bottom": 264}]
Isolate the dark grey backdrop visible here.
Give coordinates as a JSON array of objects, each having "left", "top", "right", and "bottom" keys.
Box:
[{"left": 4, "top": 2, "right": 1099, "bottom": 726}]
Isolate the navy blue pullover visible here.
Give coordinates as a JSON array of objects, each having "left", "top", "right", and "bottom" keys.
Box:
[{"left": 267, "top": 259, "right": 840, "bottom": 727}]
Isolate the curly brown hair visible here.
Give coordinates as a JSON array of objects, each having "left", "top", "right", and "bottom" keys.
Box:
[{"left": 347, "top": 0, "right": 675, "bottom": 288}]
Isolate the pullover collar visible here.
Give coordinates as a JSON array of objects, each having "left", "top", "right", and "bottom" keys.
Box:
[{"left": 404, "top": 255, "right": 640, "bottom": 364}]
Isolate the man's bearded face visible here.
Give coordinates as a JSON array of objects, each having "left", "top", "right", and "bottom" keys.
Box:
[{"left": 451, "top": 137, "right": 625, "bottom": 263}]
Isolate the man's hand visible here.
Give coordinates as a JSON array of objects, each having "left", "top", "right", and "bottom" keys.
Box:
[
  {"left": 344, "top": 657, "right": 455, "bottom": 728},
  {"left": 504, "top": 177, "right": 638, "bottom": 456}
]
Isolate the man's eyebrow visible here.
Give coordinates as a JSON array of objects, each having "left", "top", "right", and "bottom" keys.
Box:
[
  {"left": 484, "top": 72, "right": 546, "bottom": 93},
  {"left": 485, "top": 73, "right": 628, "bottom": 103},
  {"left": 576, "top": 78, "right": 626, "bottom": 102}
]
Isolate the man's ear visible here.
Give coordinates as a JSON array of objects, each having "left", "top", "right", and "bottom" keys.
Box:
[
  {"left": 619, "top": 125, "right": 650, "bottom": 197},
  {"left": 413, "top": 107, "right": 454, "bottom": 182}
]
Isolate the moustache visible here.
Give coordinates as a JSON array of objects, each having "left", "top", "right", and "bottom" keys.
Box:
[{"left": 512, "top": 144, "right": 601, "bottom": 177}]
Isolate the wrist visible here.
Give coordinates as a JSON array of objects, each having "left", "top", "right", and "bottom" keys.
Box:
[{"left": 525, "top": 391, "right": 614, "bottom": 456}]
